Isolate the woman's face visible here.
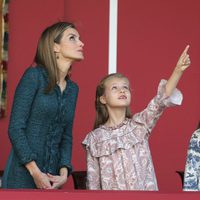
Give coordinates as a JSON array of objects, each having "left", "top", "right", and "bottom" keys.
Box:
[{"left": 54, "top": 27, "right": 84, "bottom": 62}]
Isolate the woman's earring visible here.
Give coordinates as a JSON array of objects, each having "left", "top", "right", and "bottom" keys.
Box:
[{"left": 54, "top": 52, "right": 59, "bottom": 59}]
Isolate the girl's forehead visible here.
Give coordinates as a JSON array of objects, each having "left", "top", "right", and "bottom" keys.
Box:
[{"left": 105, "top": 77, "right": 129, "bottom": 85}]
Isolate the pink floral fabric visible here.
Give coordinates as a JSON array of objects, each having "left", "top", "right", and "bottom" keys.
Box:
[{"left": 82, "top": 79, "right": 183, "bottom": 190}]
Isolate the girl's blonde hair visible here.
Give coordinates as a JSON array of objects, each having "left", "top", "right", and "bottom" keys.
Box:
[
  {"left": 34, "top": 21, "right": 75, "bottom": 93},
  {"left": 94, "top": 73, "right": 132, "bottom": 129}
]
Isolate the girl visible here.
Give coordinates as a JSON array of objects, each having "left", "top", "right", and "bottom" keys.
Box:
[
  {"left": 83, "top": 45, "right": 191, "bottom": 190},
  {"left": 2, "top": 21, "right": 84, "bottom": 189}
]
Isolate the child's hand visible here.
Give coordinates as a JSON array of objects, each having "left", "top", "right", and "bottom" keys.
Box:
[
  {"left": 175, "top": 45, "right": 191, "bottom": 72},
  {"left": 165, "top": 45, "right": 191, "bottom": 96}
]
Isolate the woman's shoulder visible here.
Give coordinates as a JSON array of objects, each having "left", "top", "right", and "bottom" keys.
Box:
[
  {"left": 17, "top": 66, "right": 43, "bottom": 86},
  {"left": 67, "top": 79, "right": 79, "bottom": 91},
  {"left": 23, "top": 66, "right": 41, "bottom": 75},
  {"left": 22, "top": 65, "right": 47, "bottom": 80}
]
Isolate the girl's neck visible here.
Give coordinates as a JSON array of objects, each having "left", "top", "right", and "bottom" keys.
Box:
[{"left": 105, "top": 108, "right": 126, "bottom": 127}]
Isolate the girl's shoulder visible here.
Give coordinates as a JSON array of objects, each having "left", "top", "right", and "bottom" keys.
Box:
[
  {"left": 82, "top": 128, "right": 112, "bottom": 157},
  {"left": 82, "top": 127, "right": 106, "bottom": 146}
]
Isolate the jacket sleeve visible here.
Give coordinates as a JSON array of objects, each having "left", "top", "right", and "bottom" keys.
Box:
[
  {"left": 58, "top": 84, "right": 79, "bottom": 175},
  {"left": 8, "top": 67, "right": 39, "bottom": 165}
]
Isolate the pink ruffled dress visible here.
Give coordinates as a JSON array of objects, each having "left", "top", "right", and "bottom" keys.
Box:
[{"left": 82, "top": 80, "right": 183, "bottom": 190}]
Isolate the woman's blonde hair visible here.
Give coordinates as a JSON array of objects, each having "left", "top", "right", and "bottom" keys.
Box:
[
  {"left": 94, "top": 73, "right": 132, "bottom": 129},
  {"left": 34, "top": 22, "right": 75, "bottom": 93}
]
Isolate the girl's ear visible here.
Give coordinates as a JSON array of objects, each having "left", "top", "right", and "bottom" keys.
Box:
[
  {"left": 100, "top": 95, "right": 106, "bottom": 104},
  {"left": 54, "top": 42, "right": 60, "bottom": 53}
]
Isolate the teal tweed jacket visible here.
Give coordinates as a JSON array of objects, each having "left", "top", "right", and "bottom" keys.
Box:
[{"left": 2, "top": 66, "right": 78, "bottom": 188}]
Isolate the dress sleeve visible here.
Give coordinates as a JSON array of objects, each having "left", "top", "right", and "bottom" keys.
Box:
[
  {"left": 82, "top": 134, "right": 101, "bottom": 189},
  {"left": 86, "top": 150, "right": 101, "bottom": 190},
  {"left": 8, "top": 67, "right": 39, "bottom": 165},
  {"left": 132, "top": 79, "right": 183, "bottom": 133},
  {"left": 58, "top": 84, "right": 79, "bottom": 175},
  {"left": 183, "top": 129, "right": 200, "bottom": 191}
]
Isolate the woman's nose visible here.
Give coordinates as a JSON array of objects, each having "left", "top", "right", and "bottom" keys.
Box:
[{"left": 79, "top": 40, "right": 84, "bottom": 47}]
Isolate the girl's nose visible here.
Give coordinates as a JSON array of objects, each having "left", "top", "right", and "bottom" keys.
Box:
[{"left": 120, "top": 88, "right": 125, "bottom": 93}]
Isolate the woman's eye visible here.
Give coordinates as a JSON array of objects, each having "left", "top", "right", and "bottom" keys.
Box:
[{"left": 69, "top": 36, "right": 75, "bottom": 41}]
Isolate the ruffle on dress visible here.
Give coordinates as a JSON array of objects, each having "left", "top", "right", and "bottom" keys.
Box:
[{"left": 82, "top": 119, "right": 148, "bottom": 157}]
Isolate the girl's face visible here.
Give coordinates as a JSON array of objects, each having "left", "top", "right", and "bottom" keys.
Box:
[
  {"left": 54, "top": 27, "right": 84, "bottom": 62},
  {"left": 100, "top": 77, "right": 131, "bottom": 108}
]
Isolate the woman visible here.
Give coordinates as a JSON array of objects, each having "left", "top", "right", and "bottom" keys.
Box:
[{"left": 2, "top": 21, "right": 84, "bottom": 189}]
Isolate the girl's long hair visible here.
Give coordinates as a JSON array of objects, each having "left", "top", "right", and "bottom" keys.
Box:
[
  {"left": 93, "top": 73, "right": 132, "bottom": 129},
  {"left": 34, "top": 21, "right": 75, "bottom": 93}
]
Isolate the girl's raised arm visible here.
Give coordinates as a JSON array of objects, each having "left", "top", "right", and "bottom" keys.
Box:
[{"left": 165, "top": 45, "right": 191, "bottom": 96}]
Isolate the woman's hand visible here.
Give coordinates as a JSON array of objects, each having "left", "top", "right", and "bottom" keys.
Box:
[
  {"left": 32, "top": 170, "right": 52, "bottom": 189},
  {"left": 47, "top": 173, "right": 68, "bottom": 189},
  {"left": 47, "top": 167, "right": 68, "bottom": 189},
  {"left": 25, "top": 161, "right": 52, "bottom": 189}
]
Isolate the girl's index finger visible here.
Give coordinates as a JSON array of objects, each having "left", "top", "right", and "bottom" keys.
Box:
[{"left": 182, "top": 45, "right": 190, "bottom": 55}]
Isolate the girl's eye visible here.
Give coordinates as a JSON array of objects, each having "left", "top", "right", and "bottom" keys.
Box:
[
  {"left": 124, "top": 86, "right": 129, "bottom": 90},
  {"left": 112, "top": 86, "right": 117, "bottom": 90}
]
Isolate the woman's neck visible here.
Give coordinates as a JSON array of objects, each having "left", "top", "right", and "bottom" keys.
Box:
[
  {"left": 58, "top": 72, "right": 67, "bottom": 83},
  {"left": 57, "top": 62, "right": 70, "bottom": 93},
  {"left": 57, "top": 58, "right": 72, "bottom": 78}
]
